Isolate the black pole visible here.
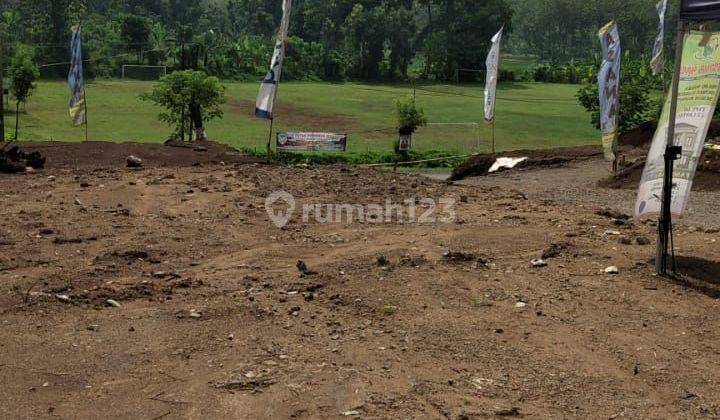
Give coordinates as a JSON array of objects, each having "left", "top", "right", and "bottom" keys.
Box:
[
  {"left": 266, "top": 118, "right": 275, "bottom": 159},
  {"left": 656, "top": 21, "right": 686, "bottom": 275},
  {"left": 83, "top": 86, "right": 88, "bottom": 142}
]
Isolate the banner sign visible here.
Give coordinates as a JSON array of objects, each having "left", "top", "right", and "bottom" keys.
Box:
[
  {"left": 277, "top": 132, "right": 348, "bottom": 152},
  {"left": 681, "top": 0, "right": 720, "bottom": 21},
  {"left": 255, "top": 0, "right": 292, "bottom": 120},
  {"left": 484, "top": 27, "right": 503, "bottom": 123},
  {"left": 398, "top": 134, "right": 412, "bottom": 151},
  {"left": 598, "top": 21, "right": 622, "bottom": 161},
  {"left": 68, "top": 24, "right": 86, "bottom": 127},
  {"left": 651, "top": 0, "right": 668, "bottom": 75},
  {"left": 636, "top": 31, "right": 720, "bottom": 218}
]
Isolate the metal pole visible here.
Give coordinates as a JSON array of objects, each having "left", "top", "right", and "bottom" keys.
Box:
[
  {"left": 656, "top": 21, "right": 686, "bottom": 275},
  {"left": 266, "top": 118, "right": 275, "bottom": 159},
  {"left": 83, "top": 86, "right": 88, "bottom": 142},
  {"left": 491, "top": 120, "right": 496, "bottom": 154}
]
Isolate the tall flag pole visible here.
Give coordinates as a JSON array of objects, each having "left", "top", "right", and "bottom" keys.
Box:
[
  {"left": 484, "top": 27, "right": 503, "bottom": 154},
  {"left": 255, "top": 0, "right": 292, "bottom": 157},
  {"left": 597, "top": 21, "right": 621, "bottom": 171},
  {"left": 68, "top": 23, "right": 88, "bottom": 141},
  {"left": 651, "top": 0, "right": 669, "bottom": 75}
]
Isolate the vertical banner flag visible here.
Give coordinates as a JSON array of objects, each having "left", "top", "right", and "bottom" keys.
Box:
[
  {"left": 651, "top": 0, "right": 668, "bottom": 75},
  {"left": 636, "top": 31, "right": 720, "bottom": 218},
  {"left": 255, "top": 0, "right": 292, "bottom": 120},
  {"left": 484, "top": 27, "right": 503, "bottom": 123},
  {"left": 68, "top": 24, "right": 86, "bottom": 127},
  {"left": 598, "top": 21, "right": 621, "bottom": 161}
]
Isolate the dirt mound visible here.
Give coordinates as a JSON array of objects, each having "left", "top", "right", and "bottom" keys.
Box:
[
  {"left": 600, "top": 149, "right": 720, "bottom": 191},
  {"left": 618, "top": 119, "right": 720, "bottom": 149},
  {"left": 0, "top": 143, "right": 46, "bottom": 173},
  {"left": 450, "top": 145, "right": 602, "bottom": 181},
  {"left": 14, "top": 140, "right": 260, "bottom": 169}
]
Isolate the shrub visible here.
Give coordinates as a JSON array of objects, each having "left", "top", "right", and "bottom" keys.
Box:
[
  {"left": 8, "top": 44, "right": 39, "bottom": 139},
  {"left": 140, "top": 70, "right": 226, "bottom": 140},
  {"left": 395, "top": 96, "right": 428, "bottom": 133},
  {"left": 576, "top": 57, "right": 662, "bottom": 134}
]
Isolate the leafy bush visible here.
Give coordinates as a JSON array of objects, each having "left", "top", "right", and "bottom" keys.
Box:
[
  {"left": 395, "top": 96, "right": 427, "bottom": 133},
  {"left": 576, "top": 57, "right": 662, "bottom": 134},
  {"left": 528, "top": 60, "right": 595, "bottom": 84},
  {"left": 8, "top": 44, "right": 39, "bottom": 139},
  {"left": 140, "top": 70, "right": 226, "bottom": 140},
  {"left": 240, "top": 147, "right": 464, "bottom": 168},
  {"left": 224, "top": 35, "right": 272, "bottom": 81}
]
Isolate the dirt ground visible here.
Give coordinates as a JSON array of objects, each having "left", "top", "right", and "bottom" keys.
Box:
[{"left": 1, "top": 142, "right": 720, "bottom": 419}]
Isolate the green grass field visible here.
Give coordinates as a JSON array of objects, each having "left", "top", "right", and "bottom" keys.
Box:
[{"left": 7, "top": 80, "right": 599, "bottom": 155}]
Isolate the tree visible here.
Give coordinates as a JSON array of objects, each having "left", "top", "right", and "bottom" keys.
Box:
[
  {"left": 8, "top": 45, "right": 39, "bottom": 140},
  {"left": 120, "top": 13, "right": 152, "bottom": 63},
  {"left": 576, "top": 57, "right": 661, "bottom": 134},
  {"left": 395, "top": 96, "right": 427, "bottom": 160},
  {"left": 418, "top": 0, "right": 513, "bottom": 80},
  {"left": 147, "top": 22, "right": 168, "bottom": 65},
  {"left": 506, "top": 0, "right": 680, "bottom": 62},
  {"left": 140, "top": 70, "right": 226, "bottom": 141}
]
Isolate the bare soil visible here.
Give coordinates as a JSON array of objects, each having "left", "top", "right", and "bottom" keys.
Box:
[
  {"left": 1, "top": 142, "right": 720, "bottom": 419},
  {"left": 14, "top": 140, "right": 261, "bottom": 169},
  {"left": 228, "top": 99, "right": 378, "bottom": 137}
]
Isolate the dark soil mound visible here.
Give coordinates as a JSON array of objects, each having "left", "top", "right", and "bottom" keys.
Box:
[
  {"left": 0, "top": 143, "right": 46, "bottom": 173},
  {"left": 618, "top": 119, "right": 720, "bottom": 149},
  {"left": 450, "top": 145, "right": 602, "bottom": 181},
  {"left": 599, "top": 149, "right": 720, "bottom": 191},
  {"left": 13, "top": 140, "right": 261, "bottom": 169}
]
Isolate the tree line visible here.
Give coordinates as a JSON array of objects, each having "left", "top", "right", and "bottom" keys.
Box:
[
  {"left": 508, "top": 0, "right": 680, "bottom": 62},
  {"left": 0, "top": 0, "right": 513, "bottom": 81},
  {"left": 0, "top": 0, "right": 679, "bottom": 82}
]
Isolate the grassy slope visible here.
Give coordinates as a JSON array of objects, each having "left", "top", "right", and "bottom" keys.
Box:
[{"left": 10, "top": 80, "right": 598, "bottom": 154}]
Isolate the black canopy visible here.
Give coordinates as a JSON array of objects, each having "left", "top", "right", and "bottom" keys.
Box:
[{"left": 681, "top": 0, "right": 720, "bottom": 21}]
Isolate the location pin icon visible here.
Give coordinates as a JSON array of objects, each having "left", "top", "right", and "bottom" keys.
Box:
[{"left": 265, "top": 191, "right": 296, "bottom": 228}]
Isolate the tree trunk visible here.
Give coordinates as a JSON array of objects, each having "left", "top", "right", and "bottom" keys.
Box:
[
  {"left": 180, "top": 105, "right": 185, "bottom": 141},
  {"left": 14, "top": 102, "right": 20, "bottom": 141}
]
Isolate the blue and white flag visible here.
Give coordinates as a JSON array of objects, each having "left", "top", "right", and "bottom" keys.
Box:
[
  {"left": 484, "top": 27, "right": 503, "bottom": 123},
  {"left": 68, "top": 24, "right": 86, "bottom": 127},
  {"left": 651, "top": 0, "right": 668, "bottom": 75},
  {"left": 255, "top": 0, "right": 292, "bottom": 120},
  {"left": 598, "top": 21, "right": 621, "bottom": 161}
]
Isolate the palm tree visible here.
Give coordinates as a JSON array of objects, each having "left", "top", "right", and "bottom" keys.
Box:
[{"left": 148, "top": 23, "right": 168, "bottom": 66}]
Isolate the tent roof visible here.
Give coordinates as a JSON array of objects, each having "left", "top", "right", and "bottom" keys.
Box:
[{"left": 681, "top": 0, "right": 720, "bottom": 21}]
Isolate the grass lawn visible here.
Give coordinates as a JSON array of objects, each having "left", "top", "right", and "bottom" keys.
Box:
[{"left": 8, "top": 80, "right": 599, "bottom": 154}]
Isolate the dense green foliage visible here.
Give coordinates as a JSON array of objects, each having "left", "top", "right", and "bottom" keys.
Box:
[
  {"left": 508, "top": 0, "right": 680, "bottom": 62},
  {"left": 140, "top": 70, "right": 226, "bottom": 139},
  {"left": 576, "top": 57, "right": 663, "bottom": 134},
  {"left": 0, "top": 0, "right": 682, "bottom": 83},
  {"left": 0, "top": 0, "right": 512, "bottom": 82}
]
